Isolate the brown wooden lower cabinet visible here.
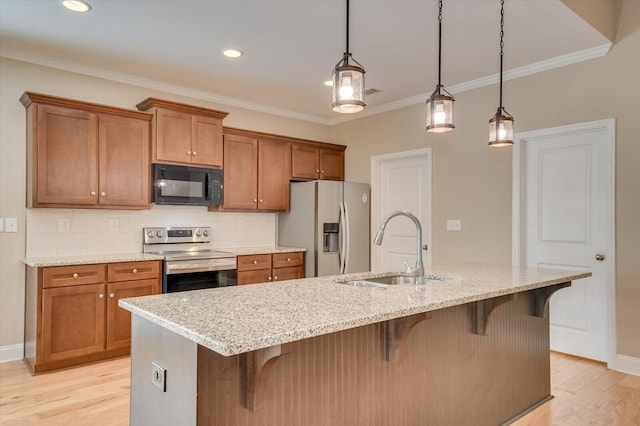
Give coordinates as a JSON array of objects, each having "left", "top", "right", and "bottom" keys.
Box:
[
  {"left": 24, "top": 260, "right": 161, "bottom": 374},
  {"left": 237, "top": 252, "right": 304, "bottom": 285}
]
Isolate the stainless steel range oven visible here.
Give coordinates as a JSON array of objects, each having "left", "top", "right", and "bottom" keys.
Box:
[{"left": 142, "top": 227, "right": 237, "bottom": 293}]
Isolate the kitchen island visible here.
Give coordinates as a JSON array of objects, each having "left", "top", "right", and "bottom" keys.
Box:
[{"left": 120, "top": 264, "right": 590, "bottom": 425}]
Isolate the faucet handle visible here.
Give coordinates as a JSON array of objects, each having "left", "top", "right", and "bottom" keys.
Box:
[{"left": 403, "top": 260, "right": 411, "bottom": 273}]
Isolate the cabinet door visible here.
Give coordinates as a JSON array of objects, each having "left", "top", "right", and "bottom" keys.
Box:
[
  {"left": 35, "top": 104, "right": 98, "bottom": 205},
  {"left": 237, "top": 269, "right": 272, "bottom": 285},
  {"left": 106, "top": 279, "right": 160, "bottom": 351},
  {"left": 272, "top": 266, "right": 305, "bottom": 282},
  {"left": 41, "top": 284, "right": 105, "bottom": 363},
  {"left": 98, "top": 113, "right": 150, "bottom": 207},
  {"left": 258, "top": 140, "right": 291, "bottom": 211},
  {"left": 291, "top": 144, "right": 319, "bottom": 180},
  {"left": 191, "top": 115, "right": 223, "bottom": 167},
  {"left": 222, "top": 134, "right": 258, "bottom": 210},
  {"left": 319, "top": 149, "right": 345, "bottom": 181},
  {"left": 155, "top": 108, "right": 191, "bottom": 164}
]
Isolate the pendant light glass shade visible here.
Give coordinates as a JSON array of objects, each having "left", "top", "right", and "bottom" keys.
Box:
[
  {"left": 489, "top": 0, "right": 514, "bottom": 147},
  {"left": 488, "top": 108, "right": 514, "bottom": 146},
  {"left": 332, "top": 60, "right": 365, "bottom": 113},
  {"left": 426, "top": 0, "right": 454, "bottom": 133},
  {"left": 332, "top": 0, "right": 366, "bottom": 114}
]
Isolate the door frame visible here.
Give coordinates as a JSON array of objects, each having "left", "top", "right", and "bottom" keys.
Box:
[
  {"left": 512, "top": 118, "right": 616, "bottom": 367},
  {"left": 371, "top": 148, "right": 432, "bottom": 272}
]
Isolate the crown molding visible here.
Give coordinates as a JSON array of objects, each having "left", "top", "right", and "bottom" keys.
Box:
[
  {"left": 2, "top": 43, "right": 610, "bottom": 128},
  {"left": 0, "top": 48, "right": 331, "bottom": 125},
  {"left": 327, "top": 43, "right": 611, "bottom": 126}
]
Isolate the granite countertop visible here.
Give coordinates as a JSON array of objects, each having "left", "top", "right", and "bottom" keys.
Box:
[
  {"left": 23, "top": 252, "right": 165, "bottom": 267},
  {"left": 119, "top": 263, "right": 591, "bottom": 357},
  {"left": 23, "top": 246, "right": 305, "bottom": 267}
]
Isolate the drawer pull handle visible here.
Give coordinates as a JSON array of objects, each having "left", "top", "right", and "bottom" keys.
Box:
[
  {"left": 72, "top": 273, "right": 79, "bottom": 278},
  {"left": 109, "top": 293, "right": 115, "bottom": 298},
  {"left": 132, "top": 268, "right": 138, "bottom": 274},
  {"left": 287, "top": 258, "right": 291, "bottom": 262},
  {"left": 98, "top": 294, "right": 104, "bottom": 299},
  {"left": 253, "top": 260, "right": 258, "bottom": 264}
]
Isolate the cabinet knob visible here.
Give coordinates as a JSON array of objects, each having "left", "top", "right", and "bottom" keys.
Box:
[
  {"left": 98, "top": 294, "right": 104, "bottom": 299},
  {"left": 192, "top": 151, "right": 197, "bottom": 156},
  {"left": 90, "top": 191, "right": 96, "bottom": 196},
  {"left": 316, "top": 169, "right": 320, "bottom": 173},
  {"left": 132, "top": 268, "right": 138, "bottom": 274},
  {"left": 100, "top": 192, "right": 106, "bottom": 197},
  {"left": 253, "top": 198, "right": 258, "bottom": 203},
  {"left": 253, "top": 260, "right": 258, "bottom": 264},
  {"left": 187, "top": 150, "right": 192, "bottom": 155},
  {"left": 268, "top": 276, "right": 272, "bottom": 281},
  {"left": 273, "top": 276, "right": 278, "bottom": 281},
  {"left": 321, "top": 170, "right": 325, "bottom": 173},
  {"left": 72, "top": 273, "right": 79, "bottom": 278},
  {"left": 286, "top": 258, "right": 291, "bottom": 262},
  {"left": 109, "top": 293, "right": 115, "bottom": 298},
  {"left": 259, "top": 199, "right": 263, "bottom": 203}
]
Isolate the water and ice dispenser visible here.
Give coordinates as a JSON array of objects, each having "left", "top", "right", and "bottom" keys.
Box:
[{"left": 323, "top": 223, "right": 339, "bottom": 252}]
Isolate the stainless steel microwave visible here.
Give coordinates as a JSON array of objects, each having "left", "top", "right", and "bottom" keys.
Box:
[{"left": 152, "top": 164, "right": 223, "bottom": 206}]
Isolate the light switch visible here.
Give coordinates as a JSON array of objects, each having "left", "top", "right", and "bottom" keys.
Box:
[
  {"left": 446, "top": 219, "right": 461, "bottom": 231},
  {"left": 5, "top": 218, "right": 18, "bottom": 233}
]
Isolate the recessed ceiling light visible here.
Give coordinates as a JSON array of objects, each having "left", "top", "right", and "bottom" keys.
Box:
[
  {"left": 223, "top": 49, "right": 243, "bottom": 58},
  {"left": 62, "top": 0, "right": 91, "bottom": 12},
  {"left": 324, "top": 80, "right": 333, "bottom": 87}
]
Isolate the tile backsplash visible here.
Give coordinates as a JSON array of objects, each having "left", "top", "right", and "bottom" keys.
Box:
[{"left": 26, "top": 205, "right": 277, "bottom": 257}]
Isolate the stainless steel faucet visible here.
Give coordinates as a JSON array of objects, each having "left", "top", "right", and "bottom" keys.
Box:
[{"left": 373, "top": 210, "right": 424, "bottom": 284}]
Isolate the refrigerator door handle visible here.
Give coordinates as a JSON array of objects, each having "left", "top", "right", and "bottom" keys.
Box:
[
  {"left": 339, "top": 202, "right": 346, "bottom": 274},
  {"left": 343, "top": 202, "right": 351, "bottom": 274}
]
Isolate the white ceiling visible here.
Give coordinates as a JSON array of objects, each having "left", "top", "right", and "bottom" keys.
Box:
[{"left": 0, "top": 0, "right": 610, "bottom": 124}]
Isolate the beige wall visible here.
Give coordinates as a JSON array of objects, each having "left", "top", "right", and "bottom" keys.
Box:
[
  {"left": 0, "top": 58, "right": 330, "bottom": 351},
  {"left": 331, "top": 0, "right": 640, "bottom": 358}
]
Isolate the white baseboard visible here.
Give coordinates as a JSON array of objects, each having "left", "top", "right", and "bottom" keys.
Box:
[
  {"left": 615, "top": 354, "right": 640, "bottom": 376},
  {"left": 0, "top": 344, "right": 23, "bottom": 363}
]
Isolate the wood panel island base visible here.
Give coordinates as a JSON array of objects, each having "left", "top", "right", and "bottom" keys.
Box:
[{"left": 120, "top": 265, "right": 590, "bottom": 426}]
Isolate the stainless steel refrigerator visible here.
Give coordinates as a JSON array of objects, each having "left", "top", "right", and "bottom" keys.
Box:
[{"left": 278, "top": 180, "right": 370, "bottom": 277}]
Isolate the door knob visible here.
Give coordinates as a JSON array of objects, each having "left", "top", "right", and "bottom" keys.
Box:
[{"left": 595, "top": 253, "right": 605, "bottom": 261}]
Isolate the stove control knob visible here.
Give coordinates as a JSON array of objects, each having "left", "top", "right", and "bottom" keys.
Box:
[
  {"left": 203, "top": 230, "right": 209, "bottom": 237},
  {"left": 156, "top": 231, "right": 163, "bottom": 238},
  {"left": 147, "top": 231, "right": 154, "bottom": 238},
  {"left": 196, "top": 231, "right": 201, "bottom": 237}
]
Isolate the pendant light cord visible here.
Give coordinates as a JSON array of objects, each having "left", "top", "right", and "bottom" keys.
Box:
[
  {"left": 499, "top": 0, "right": 505, "bottom": 110},
  {"left": 345, "top": 0, "right": 350, "bottom": 59},
  {"left": 437, "top": 0, "right": 443, "bottom": 88}
]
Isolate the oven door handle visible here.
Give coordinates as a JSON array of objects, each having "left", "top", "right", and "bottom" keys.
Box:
[{"left": 165, "top": 261, "right": 236, "bottom": 274}]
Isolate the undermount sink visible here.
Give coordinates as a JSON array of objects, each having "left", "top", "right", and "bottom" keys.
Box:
[{"left": 336, "top": 274, "right": 452, "bottom": 289}]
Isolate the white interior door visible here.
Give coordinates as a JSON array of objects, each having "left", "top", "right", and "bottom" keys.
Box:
[
  {"left": 514, "top": 120, "right": 615, "bottom": 364},
  {"left": 371, "top": 149, "right": 432, "bottom": 273}
]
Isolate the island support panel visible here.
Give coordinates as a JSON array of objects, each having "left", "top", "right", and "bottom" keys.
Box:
[{"left": 195, "top": 290, "right": 552, "bottom": 425}]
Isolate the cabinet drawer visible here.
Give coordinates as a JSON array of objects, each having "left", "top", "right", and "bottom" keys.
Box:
[
  {"left": 42, "top": 264, "right": 106, "bottom": 289},
  {"left": 237, "top": 254, "right": 272, "bottom": 272},
  {"left": 272, "top": 252, "right": 304, "bottom": 268},
  {"left": 107, "top": 261, "right": 161, "bottom": 282},
  {"left": 272, "top": 266, "right": 304, "bottom": 282},
  {"left": 237, "top": 269, "right": 272, "bottom": 285}
]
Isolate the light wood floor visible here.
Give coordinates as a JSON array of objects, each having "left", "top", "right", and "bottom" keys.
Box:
[{"left": 0, "top": 352, "right": 638, "bottom": 425}]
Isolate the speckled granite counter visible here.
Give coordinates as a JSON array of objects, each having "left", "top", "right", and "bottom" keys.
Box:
[
  {"left": 223, "top": 246, "right": 306, "bottom": 256},
  {"left": 23, "top": 252, "right": 164, "bottom": 267},
  {"left": 120, "top": 263, "right": 590, "bottom": 357}
]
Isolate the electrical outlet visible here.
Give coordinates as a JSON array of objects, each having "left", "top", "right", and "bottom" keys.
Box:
[
  {"left": 58, "top": 218, "right": 70, "bottom": 232},
  {"left": 5, "top": 218, "right": 18, "bottom": 233},
  {"left": 446, "top": 219, "right": 461, "bottom": 231},
  {"left": 109, "top": 219, "right": 120, "bottom": 232},
  {"left": 151, "top": 362, "right": 166, "bottom": 392}
]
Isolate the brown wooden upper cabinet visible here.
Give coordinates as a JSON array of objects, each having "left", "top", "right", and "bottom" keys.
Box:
[
  {"left": 21, "top": 92, "right": 152, "bottom": 209},
  {"left": 136, "top": 98, "right": 229, "bottom": 168},
  {"left": 219, "top": 130, "right": 291, "bottom": 212},
  {"left": 291, "top": 143, "right": 345, "bottom": 181}
]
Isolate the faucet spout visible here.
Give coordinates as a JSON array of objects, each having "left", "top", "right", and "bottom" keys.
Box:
[{"left": 373, "top": 210, "right": 424, "bottom": 283}]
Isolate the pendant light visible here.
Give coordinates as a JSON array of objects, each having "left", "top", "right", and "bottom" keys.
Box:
[
  {"left": 488, "top": 0, "right": 514, "bottom": 147},
  {"left": 426, "top": 0, "right": 454, "bottom": 133},
  {"left": 332, "top": 0, "right": 366, "bottom": 114}
]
